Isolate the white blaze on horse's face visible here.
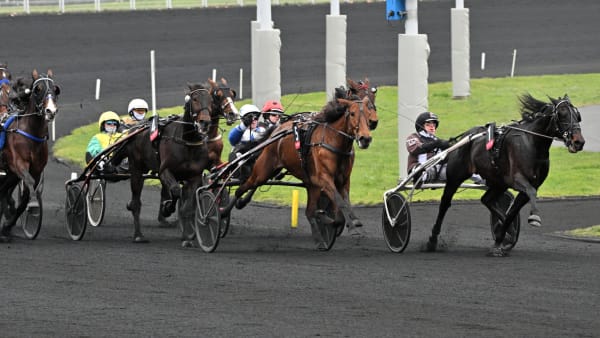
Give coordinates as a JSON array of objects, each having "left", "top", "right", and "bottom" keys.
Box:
[{"left": 44, "top": 93, "right": 58, "bottom": 121}]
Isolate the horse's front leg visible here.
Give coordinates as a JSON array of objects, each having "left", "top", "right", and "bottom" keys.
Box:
[
  {"left": 157, "top": 185, "right": 174, "bottom": 227},
  {"left": 159, "top": 168, "right": 181, "bottom": 218},
  {"left": 421, "top": 182, "right": 461, "bottom": 252},
  {"left": 179, "top": 180, "right": 199, "bottom": 246},
  {"left": 512, "top": 175, "right": 540, "bottom": 227},
  {"left": 127, "top": 170, "right": 148, "bottom": 243},
  {"left": 305, "top": 185, "right": 329, "bottom": 250},
  {"left": 488, "top": 191, "right": 529, "bottom": 257}
]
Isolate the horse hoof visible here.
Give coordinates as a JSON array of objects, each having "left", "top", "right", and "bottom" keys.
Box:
[
  {"left": 347, "top": 226, "right": 365, "bottom": 238},
  {"left": 181, "top": 240, "right": 195, "bottom": 248},
  {"left": 158, "top": 220, "right": 175, "bottom": 228},
  {"left": 126, "top": 202, "right": 133, "bottom": 211},
  {"left": 351, "top": 219, "right": 363, "bottom": 228},
  {"left": 316, "top": 241, "right": 329, "bottom": 251},
  {"left": 315, "top": 210, "right": 334, "bottom": 225},
  {"left": 235, "top": 199, "right": 248, "bottom": 209},
  {"left": 487, "top": 246, "right": 509, "bottom": 257},
  {"left": 420, "top": 240, "right": 437, "bottom": 252},
  {"left": 132, "top": 235, "right": 149, "bottom": 243},
  {"left": 528, "top": 214, "right": 542, "bottom": 227}
]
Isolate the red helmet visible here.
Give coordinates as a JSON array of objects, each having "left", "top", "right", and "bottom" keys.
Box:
[{"left": 261, "top": 100, "right": 284, "bottom": 114}]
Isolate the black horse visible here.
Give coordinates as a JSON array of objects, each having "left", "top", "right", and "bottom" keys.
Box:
[
  {"left": 424, "top": 94, "right": 585, "bottom": 257},
  {"left": 113, "top": 82, "right": 212, "bottom": 243}
]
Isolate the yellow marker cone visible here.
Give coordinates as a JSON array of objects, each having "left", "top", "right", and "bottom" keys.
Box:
[{"left": 291, "top": 189, "right": 299, "bottom": 228}]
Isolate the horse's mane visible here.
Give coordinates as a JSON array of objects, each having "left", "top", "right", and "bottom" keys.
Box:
[
  {"left": 519, "top": 93, "right": 552, "bottom": 121},
  {"left": 314, "top": 99, "right": 346, "bottom": 123}
]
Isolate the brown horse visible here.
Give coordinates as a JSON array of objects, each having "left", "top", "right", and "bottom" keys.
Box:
[
  {"left": 0, "top": 69, "right": 60, "bottom": 242},
  {"left": 112, "top": 82, "right": 213, "bottom": 243},
  {"left": 423, "top": 94, "right": 585, "bottom": 256},
  {"left": 224, "top": 96, "right": 374, "bottom": 250},
  {"left": 207, "top": 78, "right": 238, "bottom": 168}
]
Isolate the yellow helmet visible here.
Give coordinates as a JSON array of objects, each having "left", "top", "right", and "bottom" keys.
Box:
[{"left": 98, "top": 111, "right": 120, "bottom": 131}]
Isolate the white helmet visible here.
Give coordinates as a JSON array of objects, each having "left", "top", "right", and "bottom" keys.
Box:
[
  {"left": 239, "top": 104, "right": 260, "bottom": 117},
  {"left": 127, "top": 98, "right": 149, "bottom": 117}
]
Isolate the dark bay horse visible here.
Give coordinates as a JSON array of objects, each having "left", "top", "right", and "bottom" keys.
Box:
[
  {"left": 424, "top": 94, "right": 585, "bottom": 256},
  {"left": 114, "top": 82, "right": 212, "bottom": 243},
  {"left": 207, "top": 78, "right": 238, "bottom": 168},
  {"left": 0, "top": 70, "right": 60, "bottom": 241},
  {"left": 226, "top": 96, "right": 374, "bottom": 250}
]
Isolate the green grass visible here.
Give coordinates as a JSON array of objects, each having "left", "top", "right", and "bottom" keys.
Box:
[
  {"left": 53, "top": 73, "right": 600, "bottom": 206},
  {"left": 565, "top": 225, "right": 600, "bottom": 238}
]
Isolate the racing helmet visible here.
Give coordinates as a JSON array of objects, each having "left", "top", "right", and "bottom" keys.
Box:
[
  {"left": 415, "top": 111, "right": 439, "bottom": 132},
  {"left": 98, "top": 111, "right": 120, "bottom": 132},
  {"left": 261, "top": 100, "right": 284, "bottom": 114},
  {"left": 239, "top": 104, "right": 261, "bottom": 117},
  {"left": 127, "top": 98, "right": 149, "bottom": 118}
]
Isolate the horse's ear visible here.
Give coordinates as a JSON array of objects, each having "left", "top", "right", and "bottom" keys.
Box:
[
  {"left": 54, "top": 84, "right": 61, "bottom": 96},
  {"left": 220, "top": 78, "right": 228, "bottom": 86},
  {"left": 47, "top": 69, "right": 53, "bottom": 77},
  {"left": 208, "top": 78, "right": 216, "bottom": 87},
  {"left": 32, "top": 69, "right": 39, "bottom": 80},
  {"left": 230, "top": 89, "right": 237, "bottom": 99}
]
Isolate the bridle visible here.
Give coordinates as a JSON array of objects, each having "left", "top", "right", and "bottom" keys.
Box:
[
  {"left": 185, "top": 87, "right": 212, "bottom": 135},
  {"left": 31, "top": 76, "right": 58, "bottom": 121}
]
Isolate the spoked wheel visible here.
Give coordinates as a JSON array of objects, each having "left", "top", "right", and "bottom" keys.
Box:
[
  {"left": 194, "top": 190, "right": 221, "bottom": 253},
  {"left": 382, "top": 192, "right": 412, "bottom": 253},
  {"left": 86, "top": 179, "right": 106, "bottom": 227},
  {"left": 313, "top": 194, "right": 340, "bottom": 251},
  {"left": 202, "top": 172, "right": 231, "bottom": 238},
  {"left": 490, "top": 190, "right": 521, "bottom": 251},
  {"left": 12, "top": 181, "right": 43, "bottom": 240},
  {"left": 65, "top": 183, "right": 87, "bottom": 241}
]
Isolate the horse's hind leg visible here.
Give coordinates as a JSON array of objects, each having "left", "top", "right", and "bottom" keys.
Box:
[{"left": 422, "top": 183, "right": 460, "bottom": 252}]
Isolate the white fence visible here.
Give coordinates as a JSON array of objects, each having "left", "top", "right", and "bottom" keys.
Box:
[{"left": 0, "top": 0, "right": 362, "bottom": 14}]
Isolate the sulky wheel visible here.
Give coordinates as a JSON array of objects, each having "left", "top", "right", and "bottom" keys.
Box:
[
  {"left": 490, "top": 190, "right": 521, "bottom": 251},
  {"left": 313, "top": 194, "right": 340, "bottom": 251},
  {"left": 86, "top": 179, "right": 106, "bottom": 227},
  {"left": 382, "top": 192, "right": 411, "bottom": 253},
  {"left": 13, "top": 181, "right": 43, "bottom": 240},
  {"left": 194, "top": 190, "right": 221, "bottom": 253},
  {"left": 65, "top": 183, "right": 87, "bottom": 241}
]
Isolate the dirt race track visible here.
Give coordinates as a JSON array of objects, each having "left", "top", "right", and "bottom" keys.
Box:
[{"left": 2, "top": 1, "right": 600, "bottom": 336}]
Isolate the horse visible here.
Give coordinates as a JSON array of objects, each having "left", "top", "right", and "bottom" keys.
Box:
[
  {"left": 423, "top": 94, "right": 585, "bottom": 257},
  {"left": 0, "top": 69, "right": 60, "bottom": 242},
  {"left": 207, "top": 78, "right": 238, "bottom": 168},
  {"left": 113, "top": 82, "right": 213, "bottom": 243},
  {"left": 223, "top": 96, "right": 374, "bottom": 250}
]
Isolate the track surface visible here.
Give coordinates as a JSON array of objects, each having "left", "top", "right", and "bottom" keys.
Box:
[{"left": 1, "top": 1, "right": 600, "bottom": 336}]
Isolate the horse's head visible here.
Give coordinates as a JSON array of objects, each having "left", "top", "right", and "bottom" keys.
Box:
[
  {"left": 184, "top": 82, "right": 213, "bottom": 135},
  {"left": 209, "top": 78, "right": 239, "bottom": 126},
  {"left": 550, "top": 95, "right": 585, "bottom": 153},
  {"left": 347, "top": 78, "right": 378, "bottom": 130},
  {"left": 0, "top": 83, "right": 16, "bottom": 115},
  {"left": 30, "top": 69, "right": 60, "bottom": 121},
  {"left": 337, "top": 97, "right": 373, "bottom": 149}
]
